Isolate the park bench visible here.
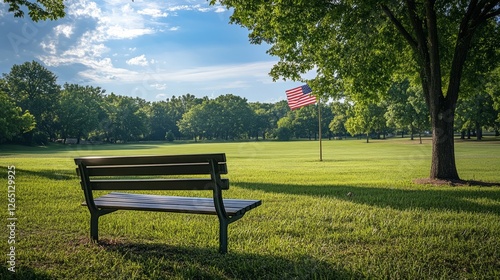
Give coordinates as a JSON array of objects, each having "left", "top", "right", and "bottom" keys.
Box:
[{"left": 74, "top": 153, "right": 261, "bottom": 253}]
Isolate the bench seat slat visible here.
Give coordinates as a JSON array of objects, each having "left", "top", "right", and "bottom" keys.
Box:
[
  {"left": 85, "top": 192, "right": 262, "bottom": 216},
  {"left": 89, "top": 178, "right": 229, "bottom": 190},
  {"left": 101, "top": 192, "right": 260, "bottom": 209}
]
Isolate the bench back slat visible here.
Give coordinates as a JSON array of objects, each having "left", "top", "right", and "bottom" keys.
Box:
[
  {"left": 89, "top": 179, "right": 229, "bottom": 190},
  {"left": 75, "top": 153, "right": 228, "bottom": 191},
  {"left": 77, "top": 163, "right": 227, "bottom": 177},
  {"left": 75, "top": 153, "right": 226, "bottom": 166}
]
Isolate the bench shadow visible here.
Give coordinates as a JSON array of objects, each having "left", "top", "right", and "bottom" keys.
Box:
[
  {"left": 236, "top": 182, "right": 500, "bottom": 215},
  {"left": 100, "top": 240, "right": 356, "bottom": 279}
]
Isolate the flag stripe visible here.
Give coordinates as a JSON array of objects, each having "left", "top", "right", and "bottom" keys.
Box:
[{"left": 285, "top": 84, "right": 316, "bottom": 110}]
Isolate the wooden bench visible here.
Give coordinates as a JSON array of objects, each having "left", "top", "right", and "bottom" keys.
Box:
[{"left": 74, "top": 153, "right": 261, "bottom": 253}]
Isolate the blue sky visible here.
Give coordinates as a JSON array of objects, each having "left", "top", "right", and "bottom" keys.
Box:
[{"left": 0, "top": 0, "right": 309, "bottom": 103}]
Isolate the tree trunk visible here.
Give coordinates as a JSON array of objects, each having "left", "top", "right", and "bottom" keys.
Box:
[
  {"left": 475, "top": 122, "right": 482, "bottom": 140},
  {"left": 429, "top": 104, "right": 459, "bottom": 180}
]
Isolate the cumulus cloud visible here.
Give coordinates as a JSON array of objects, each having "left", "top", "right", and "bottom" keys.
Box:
[
  {"left": 138, "top": 8, "right": 168, "bottom": 18},
  {"left": 67, "top": 0, "right": 101, "bottom": 18},
  {"left": 127, "top": 55, "right": 149, "bottom": 66},
  {"left": 54, "top": 24, "right": 74, "bottom": 38},
  {"left": 214, "top": 6, "right": 227, "bottom": 13},
  {"left": 35, "top": 0, "right": 238, "bottom": 91}
]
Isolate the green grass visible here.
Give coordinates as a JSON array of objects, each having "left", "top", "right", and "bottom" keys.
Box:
[{"left": 1, "top": 138, "right": 499, "bottom": 279}]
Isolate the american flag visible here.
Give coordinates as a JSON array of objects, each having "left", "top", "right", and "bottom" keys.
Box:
[{"left": 285, "top": 84, "right": 317, "bottom": 110}]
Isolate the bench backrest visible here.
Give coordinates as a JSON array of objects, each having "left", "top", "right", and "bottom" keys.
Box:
[{"left": 75, "top": 153, "right": 228, "bottom": 191}]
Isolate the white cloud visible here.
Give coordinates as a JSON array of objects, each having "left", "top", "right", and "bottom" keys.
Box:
[
  {"left": 155, "top": 93, "right": 167, "bottom": 100},
  {"left": 40, "top": 40, "right": 57, "bottom": 55},
  {"left": 36, "top": 0, "right": 253, "bottom": 94},
  {"left": 68, "top": 0, "right": 101, "bottom": 18},
  {"left": 166, "top": 5, "right": 191, "bottom": 12},
  {"left": 138, "top": 8, "right": 168, "bottom": 18},
  {"left": 71, "top": 60, "right": 277, "bottom": 85},
  {"left": 54, "top": 24, "right": 74, "bottom": 38},
  {"left": 214, "top": 7, "right": 227, "bottom": 13},
  {"left": 151, "top": 83, "right": 167, "bottom": 90},
  {"left": 127, "top": 55, "right": 149, "bottom": 66},
  {"left": 160, "top": 61, "right": 276, "bottom": 82}
]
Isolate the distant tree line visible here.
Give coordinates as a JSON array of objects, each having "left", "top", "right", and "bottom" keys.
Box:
[{"left": 1, "top": 61, "right": 499, "bottom": 145}]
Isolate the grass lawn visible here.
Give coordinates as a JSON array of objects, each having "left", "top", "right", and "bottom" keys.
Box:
[{"left": 1, "top": 138, "right": 499, "bottom": 279}]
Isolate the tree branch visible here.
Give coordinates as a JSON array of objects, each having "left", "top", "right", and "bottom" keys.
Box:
[
  {"left": 380, "top": 4, "right": 418, "bottom": 50},
  {"left": 478, "top": 7, "right": 500, "bottom": 24}
]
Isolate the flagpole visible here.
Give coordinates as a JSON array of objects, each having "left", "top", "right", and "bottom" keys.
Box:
[{"left": 318, "top": 99, "right": 323, "bottom": 162}]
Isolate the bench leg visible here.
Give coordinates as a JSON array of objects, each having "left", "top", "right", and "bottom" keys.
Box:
[
  {"left": 219, "top": 221, "right": 228, "bottom": 254},
  {"left": 90, "top": 214, "right": 99, "bottom": 242}
]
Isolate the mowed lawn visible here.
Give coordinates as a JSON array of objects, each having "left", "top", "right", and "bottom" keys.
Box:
[{"left": 1, "top": 138, "right": 499, "bottom": 279}]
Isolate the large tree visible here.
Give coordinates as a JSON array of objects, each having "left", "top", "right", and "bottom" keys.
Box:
[
  {"left": 213, "top": 0, "right": 500, "bottom": 180},
  {"left": 3, "top": 61, "right": 61, "bottom": 138},
  {"left": 57, "top": 84, "right": 106, "bottom": 142}
]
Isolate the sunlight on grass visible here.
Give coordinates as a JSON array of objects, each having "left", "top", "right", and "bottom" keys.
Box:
[{"left": 1, "top": 138, "right": 499, "bottom": 279}]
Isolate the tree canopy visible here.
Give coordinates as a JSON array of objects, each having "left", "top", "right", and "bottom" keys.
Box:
[
  {"left": 212, "top": 0, "right": 500, "bottom": 180},
  {"left": 2, "top": 0, "right": 65, "bottom": 21}
]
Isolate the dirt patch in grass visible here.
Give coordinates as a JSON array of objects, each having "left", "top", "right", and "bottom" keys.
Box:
[{"left": 413, "top": 178, "right": 500, "bottom": 187}]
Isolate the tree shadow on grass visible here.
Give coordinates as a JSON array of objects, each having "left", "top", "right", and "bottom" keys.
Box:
[
  {"left": 236, "top": 182, "right": 500, "bottom": 215},
  {"left": 2, "top": 166, "right": 77, "bottom": 181},
  {"left": 100, "top": 240, "right": 356, "bottom": 279},
  {"left": 0, "top": 266, "right": 52, "bottom": 280},
  {"left": 0, "top": 143, "right": 163, "bottom": 157}
]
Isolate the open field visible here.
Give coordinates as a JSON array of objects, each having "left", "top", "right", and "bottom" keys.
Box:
[{"left": 1, "top": 138, "right": 499, "bottom": 279}]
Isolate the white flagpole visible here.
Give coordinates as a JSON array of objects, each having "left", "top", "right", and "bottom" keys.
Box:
[{"left": 318, "top": 99, "right": 323, "bottom": 161}]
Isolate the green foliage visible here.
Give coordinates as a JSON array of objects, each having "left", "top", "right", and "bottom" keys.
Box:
[
  {"left": 456, "top": 91, "right": 497, "bottom": 139},
  {"left": 329, "top": 101, "right": 350, "bottom": 139},
  {"left": 101, "top": 94, "right": 149, "bottom": 142},
  {"left": 0, "top": 89, "right": 35, "bottom": 143},
  {"left": 57, "top": 84, "right": 106, "bottom": 140},
  {"left": 165, "top": 130, "right": 175, "bottom": 142},
  {"left": 178, "top": 94, "right": 254, "bottom": 140},
  {"left": 345, "top": 101, "right": 387, "bottom": 142},
  {"left": 486, "top": 66, "right": 500, "bottom": 123},
  {"left": 0, "top": 60, "right": 497, "bottom": 146},
  {"left": 31, "top": 129, "right": 49, "bottom": 145},
  {"left": 276, "top": 126, "right": 292, "bottom": 141},
  {"left": 384, "top": 80, "right": 430, "bottom": 139},
  {"left": 2, "top": 61, "right": 61, "bottom": 137},
  {"left": 3, "top": 0, "right": 65, "bottom": 21}
]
